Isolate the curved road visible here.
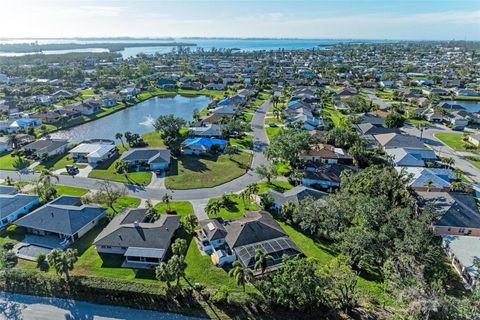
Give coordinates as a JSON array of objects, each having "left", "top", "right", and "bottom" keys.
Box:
[{"left": 0, "top": 100, "right": 271, "bottom": 201}]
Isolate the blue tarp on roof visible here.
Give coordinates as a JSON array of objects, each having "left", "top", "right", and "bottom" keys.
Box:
[{"left": 183, "top": 138, "right": 227, "bottom": 148}]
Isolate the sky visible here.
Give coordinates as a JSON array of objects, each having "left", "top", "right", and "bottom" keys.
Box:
[{"left": 0, "top": 0, "right": 479, "bottom": 40}]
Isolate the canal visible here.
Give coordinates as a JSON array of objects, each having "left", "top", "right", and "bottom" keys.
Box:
[{"left": 50, "top": 95, "right": 211, "bottom": 143}]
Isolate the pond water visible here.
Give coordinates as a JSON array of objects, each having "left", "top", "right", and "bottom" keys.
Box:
[
  {"left": 443, "top": 100, "right": 480, "bottom": 113},
  {"left": 50, "top": 95, "right": 210, "bottom": 143}
]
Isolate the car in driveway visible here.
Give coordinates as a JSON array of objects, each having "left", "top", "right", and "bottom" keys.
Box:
[{"left": 66, "top": 165, "right": 79, "bottom": 175}]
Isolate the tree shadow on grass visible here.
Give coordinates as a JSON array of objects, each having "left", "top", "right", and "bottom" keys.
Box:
[{"left": 177, "top": 155, "right": 211, "bottom": 173}]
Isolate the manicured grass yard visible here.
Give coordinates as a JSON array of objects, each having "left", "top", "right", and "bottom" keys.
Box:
[
  {"left": 207, "top": 194, "right": 260, "bottom": 220},
  {"left": 155, "top": 201, "right": 194, "bottom": 220},
  {"left": 323, "top": 107, "right": 349, "bottom": 128},
  {"left": 55, "top": 185, "right": 89, "bottom": 197},
  {"left": 105, "top": 196, "right": 141, "bottom": 216},
  {"left": 265, "top": 126, "right": 282, "bottom": 142},
  {"left": 229, "top": 135, "right": 253, "bottom": 150},
  {"left": 256, "top": 180, "right": 294, "bottom": 194},
  {"left": 34, "top": 153, "right": 87, "bottom": 172},
  {"left": 88, "top": 153, "right": 152, "bottom": 186},
  {"left": 165, "top": 152, "right": 252, "bottom": 189},
  {"left": 0, "top": 152, "right": 32, "bottom": 170},
  {"left": 435, "top": 132, "right": 478, "bottom": 152},
  {"left": 141, "top": 131, "right": 165, "bottom": 147},
  {"left": 466, "top": 156, "right": 480, "bottom": 169}
]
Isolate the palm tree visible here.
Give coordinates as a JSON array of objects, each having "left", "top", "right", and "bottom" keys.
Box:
[
  {"left": 183, "top": 214, "right": 198, "bottom": 234},
  {"left": 254, "top": 249, "right": 274, "bottom": 275},
  {"left": 162, "top": 193, "right": 172, "bottom": 211},
  {"left": 155, "top": 262, "right": 174, "bottom": 288},
  {"left": 205, "top": 199, "right": 221, "bottom": 216},
  {"left": 424, "top": 179, "right": 434, "bottom": 192},
  {"left": 47, "top": 248, "right": 78, "bottom": 281},
  {"left": 145, "top": 199, "right": 157, "bottom": 221},
  {"left": 246, "top": 183, "right": 259, "bottom": 201},
  {"left": 115, "top": 160, "right": 129, "bottom": 178},
  {"left": 6, "top": 134, "right": 19, "bottom": 150},
  {"left": 229, "top": 261, "right": 253, "bottom": 292},
  {"left": 443, "top": 157, "right": 455, "bottom": 169},
  {"left": 39, "top": 169, "right": 59, "bottom": 185},
  {"left": 115, "top": 132, "right": 125, "bottom": 148},
  {"left": 281, "top": 200, "right": 297, "bottom": 222}
]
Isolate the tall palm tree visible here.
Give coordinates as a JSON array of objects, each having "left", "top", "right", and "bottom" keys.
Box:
[
  {"left": 205, "top": 199, "right": 221, "bottom": 216},
  {"left": 39, "top": 169, "right": 59, "bottom": 185},
  {"left": 254, "top": 249, "right": 274, "bottom": 275},
  {"left": 162, "top": 193, "right": 172, "bottom": 211},
  {"left": 6, "top": 134, "right": 19, "bottom": 150},
  {"left": 115, "top": 132, "right": 125, "bottom": 148},
  {"left": 145, "top": 199, "right": 157, "bottom": 221},
  {"left": 281, "top": 200, "right": 297, "bottom": 222},
  {"left": 48, "top": 248, "right": 78, "bottom": 281},
  {"left": 229, "top": 261, "right": 253, "bottom": 292},
  {"left": 424, "top": 179, "right": 434, "bottom": 192},
  {"left": 115, "top": 160, "right": 129, "bottom": 178}
]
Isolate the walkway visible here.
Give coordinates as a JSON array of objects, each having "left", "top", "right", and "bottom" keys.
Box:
[
  {"left": 189, "top": 198, "right": 210, "bottom": 221},
  {"left": 0, "top": 100, "right": 272, "bottom": 201},
  {"left": 0, "top": 291, "right": 201, "bottom": 320},
  {"left": 362, "top": 89, "right": 391, "bottom": 110}
]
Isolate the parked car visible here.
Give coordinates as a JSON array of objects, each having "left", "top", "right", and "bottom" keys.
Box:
[{"left": 66, "top": 165, "right": 79, "bottom": 175}]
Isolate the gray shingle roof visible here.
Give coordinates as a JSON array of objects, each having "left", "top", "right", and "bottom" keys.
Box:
[
  {"left": 418, "top": 192, "right": 480, "bottom": 229},
  {"left": 120, "top": 148, "right": 170, "bottom": 164},
  {"left": 15, "top": 196, "right": 106, "bottom": 235},
  {"left": 269, "top": 185, "right": 327, "bottom": 206},
  {"left": 24, "top": 139, "right": 68, "bottom": 154},
  {"left": 0, "top": 194, "right": 39, "bottom": 219},
  {"left": 93, "top": 208, "right": 180, "bottom": 249}
]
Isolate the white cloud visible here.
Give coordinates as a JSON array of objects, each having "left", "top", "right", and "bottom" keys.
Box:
[{"left": 78, "top": 6, "right": 125, "bottom": 17}]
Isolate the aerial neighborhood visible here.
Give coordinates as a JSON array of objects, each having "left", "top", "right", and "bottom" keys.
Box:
[{"left": 0, "top": 40, "right": 479, "bottom": 319}]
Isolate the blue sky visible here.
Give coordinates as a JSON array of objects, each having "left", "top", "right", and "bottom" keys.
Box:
[{"left": 1, "top": 0, "right": 479, "bottom": 40}]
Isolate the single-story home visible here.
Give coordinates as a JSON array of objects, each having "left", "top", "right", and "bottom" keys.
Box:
[
  {"left": 442, "top": 235, "right": 480, "bottom": 289},
  {"left": 374, "top": 133, "right": 424, "bottom": 150},
  {"left": 266, "top": 185, "right": 327, "bottom": 212},
  {"left": 300, "top": 144, "right": 352, "bottom": 165},
  {"left": 181, "top": 138, "right": 227, "bottom": 155},
  {"left": 418, "top": 192, "right": 480, "bottom": 237},
  {"left": 23, "top": 139, "right": 69, "bottom": 159},
  {"left": 188, "top": 124, "right": 223, "bottom": 137},
  {"left": 94, "top": 208, "right": 181, "bottom": 268},
  {"left": 15, "top": 196, "right": 106, "bottom": 247},
  {"left": 70, "top": 142, "right": 117, "bottom": 167},
  {"left": 301, "top": 164, "right": 357, "bottom": 191},
  {"left": 8, "top": 118, "right": 42, "bottom": 133},
  {"left": 397, "top": 167, "right": 456, "bottom": 192},
  {"left": 199, "top": 211, "right": 302, "bottom": 269},
  {"left": 120, "top": 148, "right": 171, "bottom": 171},
  {"left": 0, "top": 193, "right": 39, "bottom": 228},
  {"left": 385, "top": 148, "right": 437, "bottom": 167}
]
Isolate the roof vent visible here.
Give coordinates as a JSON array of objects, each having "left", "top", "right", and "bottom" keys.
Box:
[
  {"left": 118, "top": 233, "right": 122, "bottom": 241},
  {"left": 133, "top": 221, "right": 139, "bottom": 227}
]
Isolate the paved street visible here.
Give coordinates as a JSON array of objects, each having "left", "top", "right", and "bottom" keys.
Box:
[
  {"left": 0, "top": 292, "right": 201, "bottom": 320},
  {"left": 401, "top": 124, "right": 480, "bottom": 182},
  {"left": 362, "top": 89, "right": 391, "bottom": 110},
  {"left": 0, "top": 100, "right": 272, "bottom": 201}
]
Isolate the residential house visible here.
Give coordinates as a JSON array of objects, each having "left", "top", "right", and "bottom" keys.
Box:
[
  {"left": 8, "top": 118, "right": 42, "bottom": 133},
  {"left": 23, "top": 139, "right": 69, "bottom": 159},
  {"left": 94, "top": 208, "right": 181, "bottom": 268},
  {"left": 69, "top": 142, "right": 118, "bottom": 167},
  {"left": 15, "top": 196, "right": 106, "bottom": 247},
  {"left": 442, "top": 235, "right": 480, "bottom": 288},
  {"left": 120, "top": 148, "right": 171, "bottom": 171},
  {"left": 181, "top": 138, "right": 227, "bottom": 155},
  {"left": 199, "top": 211, "right": 302, "bottom": 269},
  {"left": 385, "top": 148, "right": 437, "bottom": 167},
  {"left": 374, "top": 133, "right": 424, "bottom": 150},
  {"left": 418, "top": 192, "right": 480, "bottom": 237},
  {"left": 188, "top": 124, "right": 223, "bottom": 137},
  {"left": 397, "top": 167, "right": 456, "bottom": 192},
  {"left": 300, "top": 144, "right": 352, "bottom": 165},
  {"left": 301, "top": 163, "right": 357, "bottom": 191},
  {"left": 468, "top": 134, "right": 480, "bottom": 147},
  {"left": 444, "top": 113, "right": 469, "bottom": 131},
  {"left": 0, "top": 193, "right": 39, "bottom": 228},
  {"left": 0, "top": 136, "right": 10, "bottom": 153},
  {"left": 266, "top": 186, "right": 327, "bottom": 213}
]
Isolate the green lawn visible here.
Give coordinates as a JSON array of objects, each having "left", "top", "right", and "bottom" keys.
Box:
[
  {"left": 88, "top": 153, "right": 152, "bottom": 186},
  {"left": 155, "top": 201, "right": 193, "bottom": 220},
  {"left": 435, "top": 132, "right": 478, "bottom": 152},
  {"left": 165, "top": 152, "right": 252, "bottom": 189},
  {"left": 0, "top": 152, "right": 32, "bottom": 170},
  {"left": 265, "top": 126, "right": 282, "bottom": 142},
  {"left": 34, "top": 153, "right": 87, "bottom": 172},
  {"left": 406, "top": 119, "right": 432, "bottom": 127},
  {"left": 141, "top": 131, "right": 165, "bottom": 147},
  {"left": 229, "top": 135, "right": 253, "bottom": 150},
  {"left": 207, "top": 194, "right": 260, "bottom": 220},
  {"left": 105, "top": 196, "right": 141, "bottom": 216},
  {"left": 55, "top": 185, "right": 89, "bottom": 197},
  {"left": 256, "top": 180, "right": 294, "bottom": 194},
  {"left": 466, "top": 156, "right": 480, "bottom": 169},
  {"left": 264, "top": 117, "right": 283, "bottom": 125},
  {"left": 323, "top": 107, "right": 349, "bottom": 128}
]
